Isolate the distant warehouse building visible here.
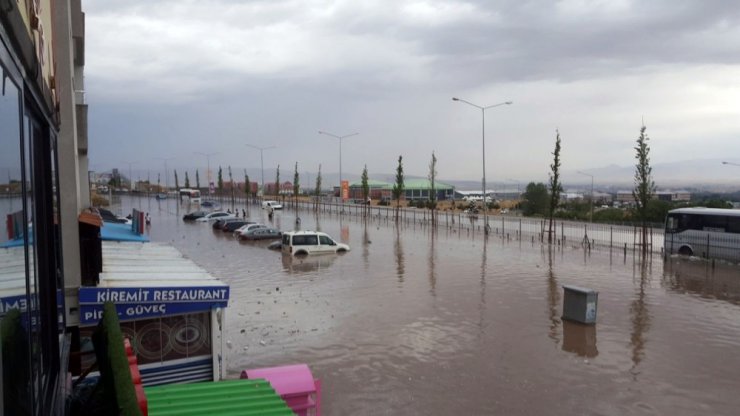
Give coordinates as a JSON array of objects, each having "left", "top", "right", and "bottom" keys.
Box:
[
  {"left": 348, "top": 179, "right": 455, "bottom": 201},
  {"left": 616, "top": 190, "right": 691, "bottom": 205}
]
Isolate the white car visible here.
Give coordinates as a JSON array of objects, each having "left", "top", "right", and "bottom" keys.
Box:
[
  {"left": 195, "top": 211, "right": 235, "bottom": 222},
  {"left": 281, "top": 231, "right": 350, "bottom": 256},
  {"left": 261, "top": 200, "right": 283, "bottom": 210},
  {"left": 234, "top": 223, "right": 267, "bottom": 237}
]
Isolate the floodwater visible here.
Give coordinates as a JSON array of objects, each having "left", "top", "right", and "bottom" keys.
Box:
[{"left": 125, "top": 197, "right": 740, "bottom": 415}]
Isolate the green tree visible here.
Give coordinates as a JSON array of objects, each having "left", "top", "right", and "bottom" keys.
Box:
[
  {"left": 184, "top": 171, "right": 190, "bottom": 188},
  {"left": 428, "top": 151, "right": 438, "bottom": 219},
  {"left": 361, "top": 165, "right": 370, "bottom": 216},
  {"left": 548, "top": 130, "right": 563, "bottom": 243},
  {"left": 228, "top": 166, "right": 234, "bottom": 210},
  {"left": 244, "top": 170, "right": 251, "bottom": 199},
  {"left": 275, "top": 165, "right": 281, "bottom": 198},
  {"left": 392, "top": 156, "right": 405, "bottom": 222},
  {"left": 521, "top": 182, "right": 549, "bottom": 216},
  {"left": 632, "top": 124, "right": 656, "bottom": 254},
  {"left": 314, "top": 164, "right": 322, "bottom": 210},
  {"left": 195, "top": 169, "right": 200, "bottom": 190},
  {"left": 293, "top": 162, "right": 300, "bottom": 207},
  {"left": 174, "top": 169, "right": 179, "bottom": 190},
  {"left": 217, "top": 166, "right": 223, "bottom": 196}
]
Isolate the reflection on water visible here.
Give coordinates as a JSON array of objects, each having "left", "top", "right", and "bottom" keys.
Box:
[
  {"left": 428, "top": 229, "right": 436, "bottom": 296},
  {"left": 562, "top": 320, "right": 598, "bottom": 358},
  {"left": 115, "top": 197, "right": 740, "bottom": 415},
  {"left": 394, "top": 228, "right": 404, "bottom": 285},
  {"left": 546, "top": 247, "right": 561, "bottom": 344},
  {"left": 663, "top": 257, "right": 740, "bottom": 304},
  {"left": 630, "top": 260, "right": 651, "bottom": 378}
]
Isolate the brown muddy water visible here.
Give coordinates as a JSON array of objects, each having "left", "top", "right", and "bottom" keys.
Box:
[{"left": 123, "top": 197, "right": 740, "bottom": 415}]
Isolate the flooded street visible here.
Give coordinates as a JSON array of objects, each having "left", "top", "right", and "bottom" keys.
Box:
[{"left": 124, "top": 197, "right": 740, "bottom": 415}]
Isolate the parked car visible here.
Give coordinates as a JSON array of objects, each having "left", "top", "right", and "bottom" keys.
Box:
[
  {"left": 234, "top": 223, "right": 268, "bottom": 237},
  {"left": 182, "top": 211, "right": 207, "bottom": 221},
  {"left": 221, "top": 220, "right": 254, "bottom": 233},
  {"left": 239, "top": 227, "right": 282, "bottom": 241},
  {"left": 98, "top": 208, "right": 129, "bottom": 224},
  {"left": 195, "top": 212, "right": 234, "bottom": 222},
  {"left": 212, "top": 217, "right": 243, "bottom": 230},
  {"left": 281, "top": 231, "right": 350, "bottom": 256},
  {"left": 261, "top": 200, "right": 283, "bottom": 210}
]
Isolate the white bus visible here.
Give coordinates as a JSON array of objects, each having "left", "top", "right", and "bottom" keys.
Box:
[
  {"left": 179, "top": 188, "right": 202, "bottom": 204},
  {"left": 664, "top": 207, "right": 740, "bottom": 262}
]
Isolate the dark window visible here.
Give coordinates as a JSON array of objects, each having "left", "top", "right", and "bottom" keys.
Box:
[
  {"left": 319, "top": 235, "right": 333, "bottom": 245},
  {"left": 293, "top": 235, "right": 318, "bottom": 245}
]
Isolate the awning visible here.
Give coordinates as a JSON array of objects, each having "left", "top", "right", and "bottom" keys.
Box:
[{"left": 79, "top": 242, "right": 229, "bottom": 325}]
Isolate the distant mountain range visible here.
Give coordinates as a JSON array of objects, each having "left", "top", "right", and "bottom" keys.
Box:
[{"left": 337, "top": 159, "right": 740, "bottom": 192}]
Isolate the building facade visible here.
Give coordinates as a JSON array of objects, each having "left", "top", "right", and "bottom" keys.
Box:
[{"left": 1, "top": 1, "right": 88, "bottom": 414}]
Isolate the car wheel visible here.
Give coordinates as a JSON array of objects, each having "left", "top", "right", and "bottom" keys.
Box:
[{"left": 678, "top": 246, "right": 693, "bottom": 256}]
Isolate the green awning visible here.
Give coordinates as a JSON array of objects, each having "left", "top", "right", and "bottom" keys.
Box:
[{"left": 145, "top": 379, "right": 295, "bottom": 416}]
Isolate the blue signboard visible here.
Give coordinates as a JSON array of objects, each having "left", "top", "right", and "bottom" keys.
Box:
[{"left": 79, "top": 286, "right": 229, "bottom": 325}]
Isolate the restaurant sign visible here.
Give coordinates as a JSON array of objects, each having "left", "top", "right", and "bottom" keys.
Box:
[{"left": 79, "top": 286, "right": 229, "bottom": 325}]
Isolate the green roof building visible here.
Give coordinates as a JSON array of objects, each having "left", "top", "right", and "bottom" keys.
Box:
[{"left": 348, "top": 178, "right": 455, "bottom": 201}]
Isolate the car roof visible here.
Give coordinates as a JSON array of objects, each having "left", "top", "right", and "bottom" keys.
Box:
[{"left": 283, "top": 230, "right": 328, "bottom": 236}]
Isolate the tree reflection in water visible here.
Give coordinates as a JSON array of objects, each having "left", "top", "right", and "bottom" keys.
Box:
[{"left": 630, "top": 258, "right": 652, "bottom": 379}]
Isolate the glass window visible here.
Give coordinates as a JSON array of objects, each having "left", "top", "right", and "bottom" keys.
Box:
[
  {"left": 319, "top": 235, "right": 333, "bottom": 245},
  {"left": 0, "top": 62, "right": 34, "bottom": 415}
]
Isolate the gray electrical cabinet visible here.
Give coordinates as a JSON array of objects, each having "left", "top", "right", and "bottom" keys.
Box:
[{"left": 562, "top": 285, "right": 598, "bottom": 325}]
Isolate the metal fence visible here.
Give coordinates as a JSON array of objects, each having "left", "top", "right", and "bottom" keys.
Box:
[{"left": 240, "top": 197, "right": 666, "bottom": 255}]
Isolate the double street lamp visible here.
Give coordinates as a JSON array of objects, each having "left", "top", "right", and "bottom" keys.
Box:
[
  {"left": 452, "top": 97, "right": 512, "bottom": 233},
  {"left": 318, "top": 130, "right": 359, "bottom": 201},
  {"left": 245, "top": 144, "right": 276, "bottom": 196}
]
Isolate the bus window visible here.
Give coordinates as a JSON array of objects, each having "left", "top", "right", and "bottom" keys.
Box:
[{"left": 666, "top": 215, "right": 678, "bottom": 233}]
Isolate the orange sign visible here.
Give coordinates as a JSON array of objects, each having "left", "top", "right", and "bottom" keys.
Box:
[{"left": 341, "top": 180, "right": 349, "bottom": 201}]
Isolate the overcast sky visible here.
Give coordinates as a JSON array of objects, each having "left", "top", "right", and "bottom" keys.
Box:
[{"left": 85, "top": 0, "right": 740, "bottom": 186}]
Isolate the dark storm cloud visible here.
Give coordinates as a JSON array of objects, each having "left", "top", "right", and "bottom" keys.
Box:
[{"left": 84, "top": 0, "right": 740, "bottom": 182}]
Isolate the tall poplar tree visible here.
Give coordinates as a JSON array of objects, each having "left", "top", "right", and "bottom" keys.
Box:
[
  {"left": 293, "top": 162, "right": 300, "bottom": 207},
  {"left": 174, "top": 169, "right": 179, "bottom": 190},
  {"left": 217, "top": 166, "right": 223, "bottom": 196},
  {"left": 184, "top": 171, "right": 190, "bottom": 188},
  {"left": 428, "top": 151, "right": 438, "bottom": 222},
  {"left": 392, "top": 156, "right": 405, "bottom": 222},
  {"left": 361, "top": 165, "right": 370, "bottom": 217},
  {"left": 244, "top": 170, "right": 251, "bottom": 199},
  {"left": 632, "top": 124, "right": 655, "bottom": 254},
  {"left": 315, "top": 164, "right": 322, "bottom": 210},
  {"left": 195, "top": 169, "right": 200, "bottom": 190},
  {"left": 548, "top": 130, "right": 563, "bottom": 243},
  {"left": 275, "top": 165, "right": 281, "bottom": 198}
]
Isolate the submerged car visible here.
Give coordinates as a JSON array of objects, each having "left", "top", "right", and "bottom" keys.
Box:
[
  {"left": 195, "top": 212, "right": 235, "bottom": 223},
  {"left": 222, "top": 220, "right": 254, "bottom": 233},
  {"left": 182, "top": 211, "right": 207, "bottom": 221},
  {"left": 261, "top": 200, "right": 283, "bottom": 210},
  {"left": 212, "top": 217, "right": 243, "bottom": 230},
  {"left": 235, "top": 223, "right": 268, "bottom": 238},
  {"left": 281, "top": 231, "right": 350, "bottom": 256},
  {"left": 239, "top": 227, "right": 282, "bottom": 241}
]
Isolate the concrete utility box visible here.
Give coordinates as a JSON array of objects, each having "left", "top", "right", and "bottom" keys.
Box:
[{"left": 562, "top": 285, "right": 598, "bottom": 325}]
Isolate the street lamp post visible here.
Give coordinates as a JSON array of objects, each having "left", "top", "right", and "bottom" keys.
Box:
[
  {"left": 245, "top": 144, "right": 276, "bottom": 196},
  {"left": 318, "top": 131, "right": 359, "bottom": 202},
  {"left": 577, "top": 171, "right": 594, "bottom": 223},
  {"left": 195, "top": 152, "right": 219, "bottom": 195},
  {"left": 122, "top": 161, "right": 137, "bottom": 193},
  {"left": 154, "top": 157, "right": 175, "bottom": 193},
  {"left": 452, "top": 97, "right": 512, "bottom": 233}
]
